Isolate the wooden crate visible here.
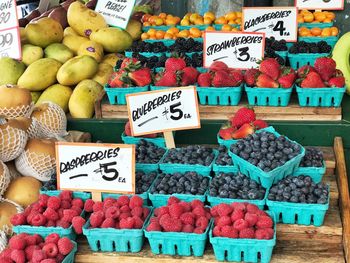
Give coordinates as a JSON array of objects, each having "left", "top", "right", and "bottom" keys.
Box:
[
  {"left": 74, "top": 139, "right": 350, "bottom": 263},
  {"left": 95, "top": 91, "right": 342, "bottom": 121}
]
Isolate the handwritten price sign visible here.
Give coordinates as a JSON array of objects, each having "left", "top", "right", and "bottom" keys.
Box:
[
  {"left": 0, "top": 27, "right": 20, "bottom": 59},
  {"left": 242, "top": 7, "right": 298, "bottom": 42},
  {"left": 203, "top": 31, "right": 264, "bottom": 69},
  {"left": 295, "top": 0, "right": 344, "bottom": 10},
  {"left": 0, "top": 0, "right": 18, "bottom": 30}
]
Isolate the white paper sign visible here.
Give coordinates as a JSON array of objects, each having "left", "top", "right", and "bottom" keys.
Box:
[
  {"left": 126, "top": 86, "right": 201, "bottom": 136},
  {"left": 0, "top": 0, "right": 18, "bottom": 31},
  {"left": 203, "top": 31, "right": 264, "bottom": 69},
  {"left": 243, "top": 7, "right": 298, "bottom": 42},
  {"left": 295, "top": 0, "right": 344, "bottom": 10},
  {"left": 56, "top": 142, "right": 135, "bottom": 194},
  {"left": 0, "top": 27, "right": 21, "bottom": 59},
  {"left": 95, "top": 0, "right": 135, "bottom": 29}
]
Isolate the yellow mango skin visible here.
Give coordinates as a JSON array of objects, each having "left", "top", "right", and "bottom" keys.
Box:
[
  {"left": 90, "top": 27, "right": 133, "bottom": 53},
  {"left": 36, "top": 84, "right": 73, "bottom": 112},
  {"left": 44, "top": 43, "right": 74, "bottom": 64},
  {"left": 67, "top": 1, "right": 107, "bottom": 37},
  {"left": 0, "top": 57, "right": 26, "bottom": 85},
  {"left": 69, "top": 79, "right": 103, "bottom": 118},
  {"left": 92, "top": 63, "right": 113, "bottom": 86},
  {"left": 22, "top": 44, "right": 44, "bottom": 66},
  {"left": 62, "top": 35, "right": 89, "bottom": 55},
  {"left": 17, "top": 58, "right": 62, "bottom": 91},
  {"left": 101, "top": 53, "right": 124, "bottom": 67},
  {"left": 78, "top": 40, "right": 104, "bottom": 62},
  {"left": 57, "top": 55, "right": 98, "bottom": 86},
  {"left": 64, "top": 27, "right": 79, "bottom": 37}
]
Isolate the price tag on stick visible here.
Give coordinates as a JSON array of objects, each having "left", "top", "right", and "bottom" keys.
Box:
[
  {"left": 126, "top": 86, "right": 201, "bottom": 149},
  {"left": 242, "top": 7, "right": 298, "bottom": 42},
  {"left": 203, "top": 31, "right": 265, "bottom": 69},
  {"left": 56, "top": 142, "right": 135, "bottom": 201},
  {"left": 0, "top": 0, "right": 18, "bottom": 30},
  {"left": 0, "top": 27, "right": 21, "bottom": 59},
  {"left": 295, "top": 0, "right": 344, "bottom": 10}
]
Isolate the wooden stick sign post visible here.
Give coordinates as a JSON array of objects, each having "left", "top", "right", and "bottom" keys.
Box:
[
  {"left": 126, "top": 86, "right": 201, "bottom": 149},
  {"left": 55, "top": 142, "right": 135, "bottom": 201}
]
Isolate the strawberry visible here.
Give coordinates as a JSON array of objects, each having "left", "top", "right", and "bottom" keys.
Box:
[
  {"left": 128, "top": 68, "right": 152, "bottom": 87},
  {"left": 297, "top": 65, "right": 316, "bottom": 78},
  {"left": 232, "top": 123, "right": 255, "bottom": 139},
  {"left": 328, "top": 76, "right": 345, "bottom": 88},
  {"left": 124, "top": 121, "right": 132, "bottom": 136},
  {"left": 314, "top": 57, "right": 336, "bottom": 81},
  {"left": 228, "top": 69, "right": 244, "bottom": 86},
  {"left": 180, "top": 67, "right": 199, "bottom": 86},
  {"left": 108, "top": 70, "right": 129, "bottom": 88},
  {"left": 165, "top": 57, "right": 186, "bottom": 72},
  {"left": 259, "top": 58, "right": 281, "bottom": 80},
  {"left": 212, "top": 70, "right": 237, "bottom": 87},
  {"left": 121, "top": 58, "right": 139, "bottom": 69},
  {"left": 219, "top": 127, "right": 236, "bottom": 140},
  {"left": 253, "top": 119, "right": 268, "bottom": 130},
  {"left": 256, "top": 74, "right": 279, "bottom": 88},
  {"left": 278, "top": 67, "right": 296, "bottom": 88},
  {"left": 209, "top": 61, "right": 229, "bottom": 72},
  {"left": 155, "top": 71, "right": 179, "bottom": 87},
  {"left": 244, "top": 68, "right": 260, "bottom": 86},
  {"left": 230, "top": 107, "right": 256, "bottom": 128},
  {"left": 197, "top": 72, "right": 212, "bottom": 87},
  {"left": 300, "top": 72, "right": 325, "bottom": 88}
]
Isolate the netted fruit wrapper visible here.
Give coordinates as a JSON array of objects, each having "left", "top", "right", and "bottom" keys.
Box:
[
  {"left": 0, "top": 102, "right": 34, "bottom": 119},
  {"left": 0, "top": 125, "right": 28, "bottom": 162},
  {"left": 0, "top": 161, "right": 10, "bottom": 197}
]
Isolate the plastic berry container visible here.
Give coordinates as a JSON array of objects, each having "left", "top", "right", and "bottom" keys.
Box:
[
  {"left": 298, "top": 36, "right": 339, "bottom": 48},
  {"left": 245, "top": 85, "right": 293, "bottom": 107},
  {"left": 217, "top": 133, "right": 238, "bottom": 148},
  {"left": 121, "top": 132, "right": 166, "bottom": 148},
  {"left": 196, "top": 85, "right": 243, "bottom": 106},
  {"left": 228, "top": 126, "right": 305, "bottom": 189},
  {"left": 82, "top": 207, "right": 152, "bottom": 252},
  {"left": 62, "top": 241, "right": 78, "bottom": 263},
  {"left": 288, "top": 52, "right": 330, "bottom": 69},
  {"left": 144, "top": 211, "right": 212, "bottom": 257},
  {"left": 177, "top": 25, "right": 210, "bottom": 31},
  {"left": 292, "top": 160, "right": 326, "bottom": 183},
  {"left": 104, "top": 84, "right": 149, "bottom": 105},
  {"left": 296, "top": 85, "right": 346, "bottom": 107},
  {"left": 213, "top": 24, "right": 240, "bottom": 30},
  {"left": 275, "top": 50, "right": 288, "bottom": 61},
  {"left": 136, "top": 147, "right": 166, "bottom": 173},
  {"left": 209, "top": 211, "right": 276, "bottom": 263},
  {"left": 212, "top": 151, "right": 238, "bottom": 174},
  {"left": 142, "top": 25, "right": 172, "bottom": 32},
  {"left": 298, "top": 22, "right": 334, "bottom": 29},
  {"left": 39, "top": 190, "right": 91, "bottom": 201},
  {"left": 125, "top": 51, "right": 166, "bottom": 58}
]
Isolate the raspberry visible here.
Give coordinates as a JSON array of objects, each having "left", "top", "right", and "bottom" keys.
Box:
[
  {"left": 180, "top": 212, "right": 195, "bottom": 225},
  {"left": 60, "top": 200, "right": 71, "bottom": 209},
  {"left": 142, "top": 207, "right": 150, "bottom": 219},
  {"left": 24, "top": 235, "right": 37, "bottom": 246},
  {"left": 115, "top": 222, "right": 120, "bottom": 229},
  {"left": 178, "top": 201, "right": 191, "bottom": 212},
  {"left": 117, "top": 196, "right": 130, "bottom": 207},
  {"left": 62, "top": 209, "right": 79, "bottom": 223},
  {"left": 119, "top": 217, "right": 135, "bottom": 229},
  {"left": 217, "top": 216, "right": 231, "bottom": 227},
  {"left": 255, "top": 228, "right": 273, "bottom": 239},
  {"left": 71, "top": 198, "right": 84, "bottom": 209},
  {"left": 245, "top": 213, "right": 259, "bottom": 227},
  {"left": 239, "top": 228, "right": 255, "bottom": 238},
  {"left": 101, "top": 218, "right": 115, "bottom": 228},
  {"left": 217, "top": 204, "right": 233, "bottom": 217},
  {"left": 84, "top": 199, "right": 95, "bottom": 213},
  {"left": 72, "top": 216, "right": 86, "bottom": 234},
  {"left": 129, "top": 195, "right": 143, "bottom": 209},
  {"left": 10, "top": 213, "right": 27, "bottom": 226},
  {"left": 47, "top": 196, "right": 61, "bottom": 210},
  {"left": 59, "top": 190, "right": 73, "bottom": 201},
  {"left": 182, "top": 224, "right": 194, "bottom": 233},
  {"left": 105, "top": 207, "right": 120, "bottom": 219},
  {"left": 56, "top": 253, "right": 65, "bottom": 262},
  {"left": 161, "top": 217, "right": 182, "bottom": 232},
  {"left": 120, "top": 205, "right": 130, "bottom": 213},
  {"left": 103, "top": 199, "right": 115, "bottom": 210},
  {"left": 23, "top": 206, "right": 32, "bottom": 217},
  {"left": 0, "top": 248, "right": 12, "bottom": 260},
  {"left": 33, "top": 234, "right": 43, "bottom": 244},
  {"left": 133, "top": 216, "right": 144, "bottom": 229},
  {"left": 256, "top": 210, "right": 268, "bottom": 216},
  {"left": 43, "top": 208, "right": 59, "bottom": 221},
  {"left": 32, "top": 249, "right": 47, "bottom": 262},
  {"left": 256, "top": 216, "right": 273, "bottom": 229},
  {"left": 42, "top": 243, "right": 59, "bottom": 258},
  {"left": 210, "top": 206, "right": 219, "bottom": 217},
  {"left": 231, "top": 202, "right": 246, "bottom": 211},
  {"left": 41, "top": 259, "right": 57, "bottom": 263},
  {"left": 230, "top": 209, "right": 245, "bottom": 222},
  {"left": 56, "top": 219, "right": 70, "bottom": 228},
  {"left": 71, "top": 206, "right": 82, "bottom": 215},
  {"left": 212, "top": 226, "right": 221, "bottom": 237},
  {"left": 119, "top": 212, "right": 131, "bottom": 219},
  {"left": 246, "top": 204, "right": 259, "bottom": 214},
  {"left": 92, "top": 201, "right": 104, "bottom": 212},
  {"left": 27, "top": 212, "right": 38, "bottom": 224},
  {"left": 193, "top": 227, "right": 204, "bottom": 234},
  {"left": 154, "top": 206, "right": 169, "bottom": 217},
  {"left": 10, "top": 249, "right": 26, "bottom": 263},
  {"left": 58, "top": 237, "right": 74, "bottom": 255},
  {"left": 45, "top": 233, "right": 60, "bottom": 244},
  {"left": 169, "top": 203, "right": 184, "bottom": 219},
  {"left": 1, "top": 258, "right": 12, "bottom": 263},
  {"left": 46, "top": 220, "right": 56, "bottom": 227},
  {"left": 192, "top": 206, "right": 206, "bottom": 218},
  {"left": 9, "top": 235, "right": 27, "bottom": 250},
  {"left": 24, "top": 245, "right": 40, "bottom": 260},
  {"left": 90, "top": 211, "right": 105, "bottom": 228},
  {"left": 233, "top": 219, "right": 249, "bottom": 231},
  {"left": 57, "top": 209, "right": 64, "bottom": 219},
  {"left": 38, "top": 194, "right": 49, "bottom": 207},
  {"left": 131, "top": 206, "right": 143, "bottom": 217},
  {"left": 146, "top": 222, "right": 161, "bottom": 231},
  {"left": 31, "top": 203, "right": 44, "bottom": 213},
  {"left": 220, "top": 226, "right": 238, "bottom": 238},
  {"left": 167, "top": 196, "right": 180, "bottom": 205},
  {"left": 196, "top": 216, "right": 209, "bottom": 230},
  {"left": 190, "top": 199, "right": 204, "bottom": 209},
  {"left": 103, "top": 197, "right": 116, "bottom": 204}
]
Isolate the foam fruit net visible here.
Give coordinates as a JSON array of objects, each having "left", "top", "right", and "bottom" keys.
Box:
[
  {"left": 0, "top": 161, "right": 10, "bottom": 197},
  {"left": 0, "top": 125, "right": 28, "bottom": 162},
  {"left": 0, "top": 103, "right": 34, "bottom": 119}
]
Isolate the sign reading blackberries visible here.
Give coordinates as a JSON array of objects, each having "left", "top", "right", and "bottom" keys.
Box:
[
  {"left": 295, "top": 0, "right": 344, "bottom": 10},
  {"left": 203, "top": 31, "right": 265, "bottom": 69},
  {"left": 95, "top": 0, "right": 135, "bottom": 29},
  {"left": 126, "top": 86, "right": 200, "bottom": 136},
  {"left": 242, "top": 7, "right": 298, "bottom": 42},
  {"left": 56, "top": 142, "right": 135, "bottom": 194}
]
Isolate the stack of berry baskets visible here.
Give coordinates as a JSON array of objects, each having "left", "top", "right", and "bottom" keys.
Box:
[
  {"left": 148, "top": 171, "right": 210, "bottom": 207},
  {"left": 295, "top": 57, "right": 346, "bottom": 107},
  {"left": 298, "top": 26, "right": 339, "bottom": 48},
  {"left": 104, "top": 58, "right": 151, "bottom": 105},
  {"left": 144, "top": 198, "right": 212, "bottom": 257},
  {"left": 228, "top": 126, "right": 305, "bottom": 189},
  {"left": 82, "top": 196, "right": 152, "bottom": 252},
  {"left": 266, "top": 175, "right": 329, "bottom": 226},
  {"left": 213, "top": 145, "right": 238, "bottom": 174},
  {"left": 135, "top": 139, "right": 166, "bottom": 173}
]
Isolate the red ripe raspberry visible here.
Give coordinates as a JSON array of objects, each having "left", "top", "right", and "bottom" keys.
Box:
[
  {"left": 41, "top": 259, "right": 57, "bottom": 263},
  {"left": 32, "top": 249, "right": 47, "bottom": 262},
  {"left": 239, "top": 228, "right": 255, "bottom": 239},
  {"left": 180, "top": 212, "right": 195, "bottom": 226},
  {"left": 256, "top": 210, "right": 268, "bottom": 216},
  {"left": 195, "top": 216, "right": 209, "bottom": 230},
  {"left": 42, "top": 243, "right": 59, "bottom": 258},
  {"left": 72, "top": 216, "right": 86, "bottom": 234},
  {"left": 117, "top": 196, "right": 130, "bottom": 207},
  {"left": 181, "top": 224, "right": 194, "bottom": 233},
  {"left": 129, "top": 195, "right": 143, "bottom": 209},
  {"left": 217, "top": 203, "right": 233, "bottom": 217},
  {"left": 246, "top": 204, "right": 260, "bottom": 214},
  {"left": 56, "top": 219, "right": 70, "bottom": 229},
  {"left": 190, "top": 199, "right": 204, "bottom": 209},
  {"left": 46, "top": 220, "right": 56, "bottom": 227},
  {"left": 245, "top": 213, "right": 259, "bottom": 227},
  {"left": 210, "top": 206, "right": 219, "bottom": 217},
  {"left": 169, "top": 203, "right": 184, "bottom": 219},
  {"left": 58, "top": 191, "right": 73, "bottom": 201},
  {"left": 47, "top": 196, "right": 61, "bottom": 210},
  {"left": 146, "top": 222, "right": 161, "bottom": 232},
  {"left": 120, "top": 205, "right": 130, "bottom": 213},
  {"left": 101, "top": 218, "right": 115, "bottom": 228},
  {"left": 216, "top": 216, "right": 231, "bottom": 227},
  {"left": 119, "top": 217, "right": 135, "bottom": 229},
  {"left": 90, "top": 211, "right": 105, "bottom": 228},
  {"left": 71, "top": 198, "right": 84, "bottom": 209},
  {"left": 133, "top": 216, "right": 144, "bottom": 229},
  {"left": 167, "top": 196, "right": 180, "bottom": 205},
  {"left": 38, "top": 194, "right": 50, "bottom": 207},
  {"left": 105, "top": 207, "right": 120, "bottom": 219},
  {"left": 212, "top": 226, "right": 221, "bottom": 237},
  {"left": 10, "top": 213, "right": 26, "bottom": 226},
  {"left": 0, "top": 248, "right": 12, "bottom": 260},
  {"left": 60, "top": 200, "right": 71, "bottom": 209},
  {"left": 10, "top": 249, "right": 26, "bottom": 263},
  {"left": 9, "top": 235, "right": 26, "bottom": 250},
  {"left": 102, "top": 199, "right": 115, "bottom": 210},
  {"left": 256, "top": 215, "right": 273, "bottom": 229},
  {"left": 119, "top": 212, "right": 131, "bottom": 220},
  {"left": 31, "top": 214, "right": 47, "bottom": 226},
  {"left": 45, "top": 233, "right": 60, "bottom": 244},
  {"left": 142, "top": 207, "right": 150, "bottom": 220},
  {"left": 178, "top": 201, "right": 191, "bottom": 212},
  {"left": 71, "top": 206, "right": 82, "bottom": 215},
  {"left": 131, "top": 206, "right": 143, "bottom": 218},
  {"left": 231, "top": 202, "right": 246, "bottom": 211},
  {"left": 84, "top": 199, "right": 95, "bottom": 213},
  {"left": 154, "top": 206, "right": 169, "bottom": 217},
  {"left": 92, "top": 201, "right": 104, "bottom": 212},
  {"left": 33, "top": 234, "right": 43, "bottom": 244},
  {"left": 230, "top": 209, "right": 245, "bottom": 222},
  {"left": 24, "top": 245, "right": 40, "bottom": 261},
  {"left": 161, "top": 217, "right": 182, "bottom": 232},
  {"left": 220, "top": 226, "right": 238, "bottom": 238},
  {"left": 62, "top": 209, "right": 79, "bottom": 223},
  {"left": 233, "top": 219, "right": 249, "bottom": 231},
  {"left": 43, "top": 208, "right": 59, "bottom": 221},
  {"left": 192, "top": 206, "right": 206, "bottom": 218},
  {"left": 193, "top": 227, "right": 204, "bottom": 234},
  {"left": 255, "top": 228, "right": 274, "bottom": 239},
  {"left": 57, "top": 237, "right": 74, "bottom": 255},
  {"left": 24, "top": 235, "right": 37, "bottom": 246}
]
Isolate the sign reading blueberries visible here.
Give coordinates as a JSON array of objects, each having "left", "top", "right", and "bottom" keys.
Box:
[
  {"left": 242, "top": 7, "right": 298, "bottom": 42},
  {"left": 295, "top": 0, "right": 344, "bottom": 10},
  {"left": 95, "top": 0, "right": 135, "bottom": 29},
  {"left": 204, "top": 31, "right": 265, "bottom": 69},
  {"left": 56, "top": 142, "right": 135, "bottom": 195},
  {"left": 126, "top": 86, "right": 200, "bottom": 137}
]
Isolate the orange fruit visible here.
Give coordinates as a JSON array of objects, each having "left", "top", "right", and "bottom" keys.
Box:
[
  {"left": 183, "top": 13, "right": 191, "bottom": 20},
  {"left": 221, "top": 24, "right": 232, "bottom": 31},
  {"left": 206, "top": 26, "right": 215, "bottom": 31},
  {"left": 299, "top": 28, "right": 310, "bottom": 36},
  {"left": 164, "top": 33, "right": 173, "bottom": 39},
  {"left": 215, "top": 16, "right": 227, "bottom": 24},
  {"left": 141, "top": 33, "right": 149, "bottom": 40},
  {"left": 225, "top": 12, "right": 237, "bottom": 21},
  {"left": 166, "top": 18, "right": 177, "bottom": 26},
  {"left": 331, "top": 27, "right": 339, "bottom": 36},
  {"left": 190, "top": 13, "right": 200, "bottom": 23},
  {"left": 204, "top": 17, "right": 212, "bottom": 25},
  {"left": 204, "top": 11, "right": 215, "bottom": 21},
  {"left": 147, "top": 28, "right": 156, "bottom": 37},
  {"left": 178, "top": 30, "right": 190, "bottom": 38},
  {"left": 154, "top": 17, "right": 164, "bottom": 26},
  {"left": 155, "top": 30, "right": 165, "bottom": 39},
  {"left": 141, "top": 14, "right": 151, "bottom": 23},
  {"left": 297, "top": 14, "right": 304, "bottom": 23},
  {"left": 311, "top": 27, "right": 322, "bottom": 36},
  {"left": 143, "top": 22, "right": 151, "bottom": 27},
  {"left": 174, "top": 17, "right": 181, "bottom": 24},
  {"left": 300, "top": 9, "right": 311, "bottom": 16},
  {"left": 180, "top": 19, "right": 190, "bottom": 26},
  {"left": 194, "top": 17, "right": 204, "bottom": 25},
  {"left": 167, "top": 27, "right": 179, "bottom": 35},
  {"left": 315, "top": 12, "right": 326, "bottom": 22},
  {"left": 323, "top": 18, "right": 332, "bottom": 23},
  {"left": 159, "top": 13, "right": 167, "bottom": 19},
  {"left": 321, "top": 27, "right": 331, "bottom": 37},
  {"left": 303, "top": 13, "right": 314, "bottom": 23},
  {"left": 189, "top": 27, "right": 202, "bottom": 38},
  {"left": 236, "top": 12, "right": 242, "bottom": 18},
  {"left": 149, "top": 36, "right": 157, "bottom": 40},
  {"left": 148, "top": 15, "right": 157, "bottom": 24},
  {"left": 232, "top": 28, "right": 240, "bottom": 32},
  {"left": 235, "top": 18, "right": 242, "bottom": 24},
  {"left": 325, "top": 12, "right": 335, "bottom": 20}
]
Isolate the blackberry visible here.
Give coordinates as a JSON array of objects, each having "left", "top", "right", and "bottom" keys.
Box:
[
  {"left": 215, "top": 145, "right": 234, "bottom": 166},
  {"left": 136, "top": 139, "right": 166, "bottom": 164},
  {"left": 265, "top": 37, "right": 287, "bottom": 51},
  {"left": 169, "top": 38, "right": 203, "bottom": 53},
  {"left": 300, "top": 147, "right": 324, "bottom": 167},
  {"left": 317, "top": 41, "right": 332, "bottom": 53},
  {"left": 115, "top": 59, "right": 123, "bottom": 69},
  {"left": 41, "top": 174, "right": 57, "bottom": 191},
  {"left": 289, "top": 41, "right": 331, "bottom": 54},
  {"left": 135, "top": 171, "right": 157, "bottom": 194},
  {"left": 162, "top": 145, "right": 215, "bottom": 166}
]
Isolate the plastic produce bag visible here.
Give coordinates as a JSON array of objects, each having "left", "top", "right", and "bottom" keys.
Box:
[{"left": 187, "top": 0, "right": 242, "bottom": 16}]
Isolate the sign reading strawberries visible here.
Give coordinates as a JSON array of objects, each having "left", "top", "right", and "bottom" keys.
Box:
[{"left": 295, "top": 0, "right": 344, "bottom": 10}]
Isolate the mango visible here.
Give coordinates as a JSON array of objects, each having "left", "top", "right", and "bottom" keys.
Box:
[
  {"left": 92, "top": 63, "right": 113, "bottom": 86},
  {"left": 25, "top": 17, "right": 64, "bottom": 48},
  {"left": 17, "top": 58, "right": 62, "bottom": 91},
  {"left": 62, "top": 35, "right": 89, "bottom": 55},
  {"left": 69, "top": 79, "right": 102, "bottom": 118},
  {"left": 31, "top": 91, "right": 42, "bottom": 103},
  {"left": 0, "top": 58, "right": 26, "bottom": 85},
  {"left": 20, "top": 27, "right": 27, "bottom": 43},
  {"left": 77, "top": 40, "right": 104, "bottom": 62},
  {"left": 90, "top": 28, "right": 133, "bottom": 53},
  {"left": 101, "top": 53, "right": 124, "bottom": 67},
  {"left": 36, "top": 84, "right": 72, "bottom": 112},
  {"left": 22, "top": 44, "right": 43, "bottom": 66},
  {"left": 57, "top": 55, "right": 98, "bottom": 86},
  {"left": 44, "top": 43, "right": 73, "bottom": 63},
  {"left": 126, "top": 19, "right": 142, "bottom": 41},
  {"left": 67, "top": 1, "right": 107, "bottom": 37},
  {"left": 64, "top": 27, "right": 79, "bottom": 36}
]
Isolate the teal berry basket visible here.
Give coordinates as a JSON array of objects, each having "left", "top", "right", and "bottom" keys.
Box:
[
  {"left": 125, "top": 51, "right": 165, "bottom": 58},
  {"left": 228, "top": 126, "right": 305, "bottom": 188},
  {"left": 288, "top": 52, "right": 330, "bottom": 69},
  {"left": 216, "top": 133, "right": 238, "bottom": 148},
  {"left": 209, "top": 211, "right": 276, "bottom": 263},
  {"left": 245, "top": 85, "right": 293, "bottom": 107},
  {"left": 196, "top": 85, "right": 243, "bottom": 106},
  {"left": 213, "top": 24, "right": 240, "bottom": 30},
  {"left": 104, "top": 85, "right": 149, "bottom": 105},
  {"left": 292, "top": 160, "right": 326, "bottom": 183},
  {"left": 142, "top": 25, "right": 172, "bottom": 32},
  {"left": 159, "top": 149, "right": 218, "bottom": 176},
  {"left": 62, "top": 241, "right": 78, "bottom": 263},
  {"left": 266, "top": 187, "right": 329, "bottom": 226},
  {"left": 82, "top": 207, "right": 152, "bottom": 252},
  {"left": 150, "top": 85, "right": 175, "bottom": 91},
  {"left": 149, "top": 192, "right": 207, "bottom": 208},
  {"left": 144, "top": 213, "right": 212, "bottom": 257},
  {"left": 136, "top": 147, "right": 166, "bottom": 173},
  {"left": 177, "top": 24, "right": 210, "bottom": 31},
  {"left": 144, "top": 39, "right": 175, "bottom": 46},
  {"left": 39, "top": 190, "right": 91, "bottom": 201},
  {"left": 275, "top": 50, "right": 288, "bottom": 61},
  {"left": 298, "top": 36, "right": 339, "bottom": 48},
  {"left": 296, "top": 85, "right": 346, "bottom": 107},
  {"left": 298, "top": 22, "right": 334, "bottom": 29},
  {"left": 121, "top": 132, "right": 166, "bottom": 148},
  {"left": 154, "top": 67, "right": 206, "bottom": 73},
  {"left": 212, "top": 163, "right": 238, "bottom": 174},
  {"left": 102, "top": 191, "right": 149, "bottom": 205}
]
